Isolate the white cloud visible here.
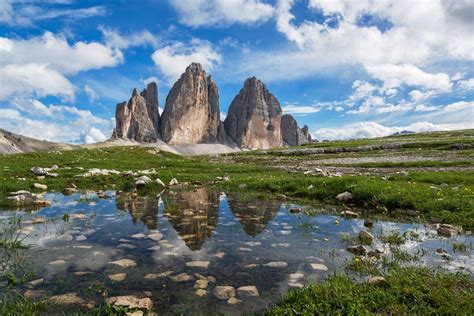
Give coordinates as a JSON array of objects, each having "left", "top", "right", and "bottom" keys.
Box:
[
  {"left": 151, "top": 39, "right": 222, "bottom": 84},
  {"left": 0, "top": 32, "right": 121, "bottom": 100},
  {"left": 458, "top": 78, "right": 474, "bottom": 91},
  {"left": 84, "top": 85, "right": 99, "bottom": 102},
  {"left": 0, "top": 0, "right": 106, "bottom": 26},
  {"left": 313, "top": 121, "right": 474, "bottom": 141},
  {"left": 365, "top": 64, "right": 452, "bottom": 92},
  {"left": 220, "top": 111, "right": 227, "bottom": 121},
  {"left": 0, "top": 99, "right": 113, "bottom": 143},
  {"left": 169, "top": 0, "right": 274, "bottom": 27},
  {"left": 282, "top": 104, "right": 321, "bottom": 114},
  {"left": 81, "top": 127, "right": 107, "bottom": 144},
  {"left": 99, "top": 26, "right": 159, "bottom": 50},
  {"left": 414, "top": 104, "right": 439, "bottom": 112}
]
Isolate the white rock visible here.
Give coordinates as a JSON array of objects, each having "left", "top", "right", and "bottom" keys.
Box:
[
  {"left": 109, "top": 259, "right": 137, "bottom": 268},
  {"left": 310, "top": 263, "right": 328, "bottom": 271},
  {"left": 169, "top": 178, "right": 178, "bottom": 186},
  {"left": 264, "top": 261, "right": 288, "bottom": 268},
  {"left": 186, "top": 261, "right": 210, "bottom": 269}
]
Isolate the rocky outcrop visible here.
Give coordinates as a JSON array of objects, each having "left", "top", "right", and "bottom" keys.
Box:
[
  {"left": 112, "top": 82, "right": 160, "bottom": 142},
  {"left": 160, "top": 63, "right": 220, "bottom": 145},
  {"left": 281, "top": 114, "right": 312, "bottom": 146},
  {"left": 224, "top": 77, "right": 282, "bottom": 149}
]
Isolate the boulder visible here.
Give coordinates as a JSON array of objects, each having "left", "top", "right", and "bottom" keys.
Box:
[
  {"left": 112, "top": 82, "right": 160, "bottom": 142},
  {"left": 224, "top": 77, "right": 282, "bottom": 149},
  {"left": 161, "top": 63, "right": 221, "bottom": 144},
  {"left": 213, "top": 286, "right": 236, "bottom": 300},
  {"left": 281, "top": 114, "right": 311, "bottom": 146},
  {"left": 336, "top": 192, "right": 353, "bottom": 202},
  {"left": 106, "top": 295, "right": 152, "bottom": 311}
]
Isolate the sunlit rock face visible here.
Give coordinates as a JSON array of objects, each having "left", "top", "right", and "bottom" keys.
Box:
[
  {"left": 112, "top": 82, "right": 160, "bottom": 142},
  {"left": 116, "top": 194, "right": 158, "bottom": 229},
  {"left": 160, "top": 63, "right": 221, "bottom": 145},
  {"left": 281, "top": 114, "right": 312, "bottom": 146},
  {"left": 224, "top": 77, "right": 282, "bottom": 149},
  {"left": 164, "top": 188, "right": 219, "bottom": 250},
  {"left": 227, "top": 197, "right": 280, "bottom": 237}
]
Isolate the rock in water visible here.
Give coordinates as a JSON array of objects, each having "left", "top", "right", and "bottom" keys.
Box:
[
  {"left": 112, "top": 82, "right": 160, "bottom": 142},
  {"left": 224, "top": 77, "right": 282, "bottom": 149},
  {"left": 281, "top": 114, "right": 312, "bottom": 146},
  {"left": 160, "top": 63, "right": 221, "bottom": 144}
]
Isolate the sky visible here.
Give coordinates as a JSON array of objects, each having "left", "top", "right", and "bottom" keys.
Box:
[{"left": 0, "top": 0, "right": 473, "bottom": 144}]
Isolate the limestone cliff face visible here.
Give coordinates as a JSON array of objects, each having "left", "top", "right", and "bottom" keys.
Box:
[
  {"left": 281, "top": 114, "right": 312, "bottom": 146},
  {"left": 160, "top": 63, "right": 220, "bottom": 144},
  {"left": 112, "top": 82, "right": 160, "bottom": 142},
  {"left": 223, "top": 77, "right": 282, "bottom": 149}
]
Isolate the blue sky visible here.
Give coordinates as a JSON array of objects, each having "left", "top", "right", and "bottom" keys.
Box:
[{"left": 0, "top": 0, "right": 473, "bottom": 144}]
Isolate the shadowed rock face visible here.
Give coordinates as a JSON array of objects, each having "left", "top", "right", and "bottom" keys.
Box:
[
  {"left": 160, "top": 63, "right": 220, "bottom": 145},
  {"left": 281, "top": 114, "right": 312, "bottom": 146},
  {"left": 112, "top": 82, "right": 160, "bottom": 142},
  {"left": 224, "top": 77, "right": 282, "bottom": 149}
]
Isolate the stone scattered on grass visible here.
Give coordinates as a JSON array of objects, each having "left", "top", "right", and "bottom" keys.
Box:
[
  {"left": 406, "top": 209, "right": 419, "bottom": 217},
  {"left": 336, "top": 191, "right": 353, "bottom": 202},
  {"left": 368, "top": 276, "right": 387, "bottom": 286},
  {"left": 105, "top": 295, "right": 152, "bottom": 311},
  {"left": 213, "top": 286, "right": 236, "bottom": 300},
  {"left": 340, "top": 210, "right": 359, "bottom": 218},
  {"left": 155, "top": 178, "right": 166, "bottom": 186},
  {"left": 32, "top": 183, "right": 48, "bottom": 190}
]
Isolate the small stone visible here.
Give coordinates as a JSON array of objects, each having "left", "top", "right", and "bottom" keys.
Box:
[
  {"left": 310, "top": 263, "right": 328, "bottom": 271},
  {"left": 148, "top": 232, "right": 163, "bottom": 241},
  {"left": 227, "top": 297, "right": 242, "bottom": 305},
  {"left": 340, "top": 210, "right": 359, "bottom": 218},
  {"left": 110, "top": 259, "right": 137, "bottom": 268},
  {"left": 174, "top": 273, "right": 194, "bottom": 282},
  {"left": 289, "top": 207, "right": 301, "bottom": 213},
  {"left": 213, "top": 286, "right": 236, "bottom": 300},
  {"left": 106, "top": 295, "right": 152, "bottom": 311},
  {"left": 244, "top": 264, "right": 258, "bottom": 269},
  {"left": 214, "top": 252, "right": 226, "bottom": 259},
  {"left": 237, "top": 285, "right": 259, "bottom": 297},
  {"left": 336, "top": 191, "right": 353, "bottom": 202},
  {"left": 406, "top": 209, "right": 419, "bottom": 217},
  {"left": 169, "top": 178, "right": 178, "bottom": 186},
  {"left": 24, "top": 290, "right": 48, "bottom": 299},
  {"left": 288, "top": 283, "right": 304, "bottom": 288},
  {"left": 32, "top": 183, "right": 48, "bottom": 190},
  {"left": 364, "top": 219, "right": 374, "bottom": 228},
  {"left": 186, "top": 261, "right": 210, "bottom": 269},
  {"left": 31, "top": 167, "right": 48, "bottom": 176},
  {"left": 69, "top": 213, "right": 85, "bottom": 220},
  {"left": 359, "top": 231, "right": 374, "bottom": 245},
  {"left": 143, "top": 291, "right": 152, "bottom": 297},
  {"left": 437, "top": 224, "right": 462, "bottom": 237},
  {"left": 74, "top": 271, "right": 92, "bottom": 276},
  {"left": 63, "top": 187, "right": 76, "bottom": 195},
  {"left": 49, "top": 293, "right": 92, "bottom": 309},
  {"left": 263, "top": 261, "right": 288, "bottom": 268},
  {"left": 155, "top": 178, "right": 166, "bottom": 186},
  {"left": 368, "top": 276, "right": 386, "bottom": 286},
  {"left": 108, "top": 273, "right": 127, "bottom": 282},
  {"left": 194, "top": 279, "right": 209, "bottom": 289},
  {"left": 27, "top": 278, "right": 44, "bottom": 287},
  {"left": 195, "top": 289, "right": 207, "bottom": 297},
  {"left": 132, "top": 233, "right": 146, "bottom": 239},
  {"left": 49, "top": 260, "right": 66, "bottom": 266},
  {"left": 347, "top": 245, "right": 368, "bottom": 256},
  {"left": 75, "top": 235, "right": 87, "bottom": 241}
]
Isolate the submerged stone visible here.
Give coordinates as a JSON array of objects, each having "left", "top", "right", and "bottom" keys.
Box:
[
  {"left": 310, "top": 263, "right": 328, "bottom": 271},
  {"left": 110, "top": 259, "right": 137, "bottom": 268},
  {"left": 263, "top": 261, "right": 288, "bottom": 268},
  {"left": 106, "top": 295, "right": 153, "bottom": 311},
  {"left": 213, "top": 286, "right": 236, "bottom": 300},
  {"left": 108, "top": 273, "right": 127, "bottom": 282},
  {"left": 237, "top": 285, "right": 259, "bottom": 297}
]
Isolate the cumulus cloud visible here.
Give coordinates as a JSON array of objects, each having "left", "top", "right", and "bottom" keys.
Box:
[
  {"left": 0, "top": 99, "right": 112, "bottom": 143},
  {"left": 313, "top": 121, "right": 474, "bottom": 141},
  {"left": 0, "top": 32, "right": 121, "bottom": 101},
  {"left": 151, "top": 39, "right": 222, "bottom": 84},
  {"left": 0, "top": 0, "right": 106, "bottom": 26},
  {"left": 84, "top": 85, "right": 99, "bottom": 102},
  {"left": 81, "top": 127, "right": 107, "bottom": 144},
  {"left": 169, "top": 0, "right": 274, "bottom": 27},
  {"left": 99, "top": 26, "right": 159, "bottom": 50},
  {"left": 458, "top": 78, "right": 474, "bottom": 91}
]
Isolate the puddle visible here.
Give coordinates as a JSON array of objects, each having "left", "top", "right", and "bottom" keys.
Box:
[{"left": 1, "top": 188, "right": 472, "bottom": 314}]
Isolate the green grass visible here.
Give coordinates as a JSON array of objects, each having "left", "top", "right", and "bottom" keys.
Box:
[
  {"left": 0, "top": 145, "right": 473, "bottom": 229},
  {"left": 266, "top": 267, "right": 474, "bottom": 315}
]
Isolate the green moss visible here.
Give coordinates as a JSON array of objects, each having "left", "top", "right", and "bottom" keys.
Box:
[{"left": 267, "top": 267, "right": 474, "bottom": 315}]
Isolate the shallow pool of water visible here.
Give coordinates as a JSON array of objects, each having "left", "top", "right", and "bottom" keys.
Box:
[{"left": 1, "top": 188, "right": 472, "bottom": 314}]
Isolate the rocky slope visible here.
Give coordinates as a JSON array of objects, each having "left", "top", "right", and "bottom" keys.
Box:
[
  {"left": 112, "top": 82, "right": 160, "bottom": 142},
  {"left": 281, "top": 114, "right": 312, "bottom": 146},
  {"left": 0, "top": 128, "right": 77, "bottom": 154},
  {"left": 160, "top": 63, "right": 221, "bottom": 145},
  {"left": 224, "top": 77, "right": 282, "bottom": 149}
]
